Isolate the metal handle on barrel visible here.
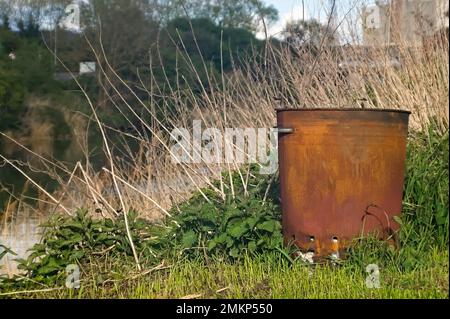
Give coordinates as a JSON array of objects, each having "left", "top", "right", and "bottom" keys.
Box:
[{"left": 274, "top": 127, "right": 294, "bottom": 134}]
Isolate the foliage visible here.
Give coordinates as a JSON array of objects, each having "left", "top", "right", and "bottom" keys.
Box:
[
  {"left": 155, "top": 17, "right": 263, "bottom": 93},
  {"left": 0, "top": 66, "right": 26, "bottom": 130},
  {"left": 12, "top": 209, "right": 156, "bottom": 285},
  {"left": 155, "top": 0, "right": 278, "bottom": 32},
  {"left": 402, "top": 123, "right": 449, "bottom": 246},
  {"left": 0, "top": 1, "right": 267, "bottom": 130},
  {"left": 0, "top": 28, "right": 59, "bottom": 131},
  {"left": 284, "top": 19, "right": 338, "bottom": 49},
  {"left": 161, "top": 166, "right": 282, "bottom": 259},
  {"left": 0, "top": 1, "right": 268, "bottom": 132}
]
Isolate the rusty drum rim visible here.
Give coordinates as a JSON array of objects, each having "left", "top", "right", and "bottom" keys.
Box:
[{"left": 276, "top": 108, "right": 411, "bottom": 114}]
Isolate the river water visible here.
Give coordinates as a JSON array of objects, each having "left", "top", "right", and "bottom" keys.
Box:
[{"left": 0, "top": 210, "right": 44, "bottom": 276}]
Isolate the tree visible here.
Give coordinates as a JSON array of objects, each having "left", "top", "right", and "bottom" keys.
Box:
[
  {"left": 0, "top": 27, "right": 59, "bottom": 131},
  {"left": 283, "top": 19, "right": 339, "bottom": 49},
  {"left": 1, "top": 13, "right": 10, "bottom": 30},
  {"left": 153, "top": 0, "right": 278, "bottom": 32},
  {"left": 156, "top": 17, "right": 262, "bottom": 93},
  {"left": 0, "top": 65, "right": 27, "bottom": 130},
  {"left": 0, "top": 28, "right": 21, "bottom": 52},
  {"left": 0, "top": 0, "right": 72, "bottom": 28},
  {"left": 78, "top": 0, "right": 160, "bottom": 110},
  {"left": 23, "top": 13, "right": 40, "bottom": 37},
  {"left": 0, "top": 62, "right": 26, "bottom": 131}
]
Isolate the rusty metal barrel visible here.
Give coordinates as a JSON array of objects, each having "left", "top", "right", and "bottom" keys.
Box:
[{"left": 276, "top": 108, "right": 410, "bottom": 258}]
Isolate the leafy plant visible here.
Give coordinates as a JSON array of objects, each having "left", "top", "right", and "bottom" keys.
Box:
[
  {"left": 170, "top": 192, "right": 282, "bottom": 259},
  {"left": 402, "top": 124, "right": 449, "bottom": 247},
  {"left": 148, "top": 165, "right": 283, "bottom": 260},
  {"left": 14, "top": 210, "right": 157, "bottom": 285}
]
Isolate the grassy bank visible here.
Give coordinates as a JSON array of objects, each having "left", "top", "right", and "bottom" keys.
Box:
[
  {"left": 1, "top": 127, "right": 448, "bottom": 299},
  {"left": 1, "top": 249, "right": 448, "bottom": 299}
]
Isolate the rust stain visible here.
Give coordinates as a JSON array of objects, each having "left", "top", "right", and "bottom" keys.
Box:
[{"left": 276, "top": 108, "right": 410, "bottom": 258}]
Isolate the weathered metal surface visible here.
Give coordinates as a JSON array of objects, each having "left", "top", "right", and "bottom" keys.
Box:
[{"left": 276, "top": 109, "right": 410, "bottom": 258}]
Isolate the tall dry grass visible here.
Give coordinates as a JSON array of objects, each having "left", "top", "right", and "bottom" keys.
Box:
[{"left": 75, "top": 29, "right": 448, "bottom": 218}]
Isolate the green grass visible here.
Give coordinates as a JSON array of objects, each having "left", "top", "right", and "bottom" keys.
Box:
[{"left": 2, "top": 249, "right": 447, "bottom": 299}]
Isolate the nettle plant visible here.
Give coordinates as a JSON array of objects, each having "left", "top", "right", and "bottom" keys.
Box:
[
  {"left": 153, "top": 165, "right": 283, "bottom": 260},
  {"left": 14, "top": 210, "right": 156, "bottom": 284},
  {"left": 170, "top": 191, "right": 282, "bottom": 259}
]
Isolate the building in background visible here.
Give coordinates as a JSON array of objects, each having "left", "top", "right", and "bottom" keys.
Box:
[{"left": 363, "top": 0, "right": 449, "bottom": 46}]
